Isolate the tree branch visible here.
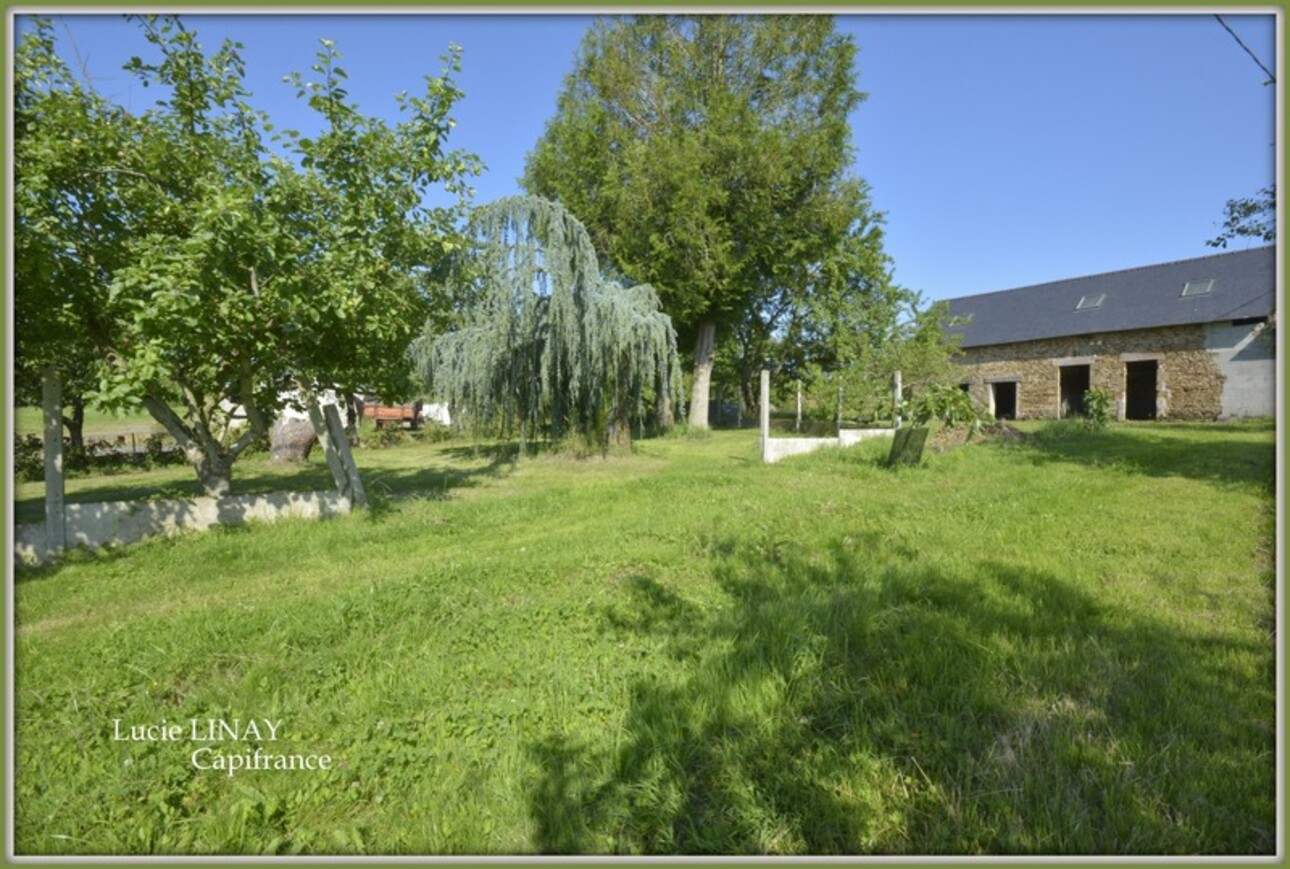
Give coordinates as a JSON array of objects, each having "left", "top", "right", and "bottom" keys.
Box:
[
  {"left": 82, "top": 166, "right": 169, "bottom": 189},
  {"left": 1215, "top": 15, "right": 1276, "bottom": 84},
  {"left": 140, "top": 394, "right": 198, "bottom": 457}
]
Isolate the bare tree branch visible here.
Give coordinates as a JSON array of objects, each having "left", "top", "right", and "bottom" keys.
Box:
[{"left": 1215, "top": 15, "right": 1276, "bottom": 84}]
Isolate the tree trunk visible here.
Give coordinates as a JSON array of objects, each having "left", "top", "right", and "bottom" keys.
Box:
[
  {"left": 344, "top": 394, "right": 360, "bottom": 445},
  {"left": 604, "top": 412, "right": 632, "bottom": 452},
  {"left": 687, "top": 319, "right": 717, "bottom": 430},
  {"left": 140, "top": 394, "right": 242, "bottom": 499},
  {"left": 61, "top": 394, "right": 86, "bottom": 452},
  {"left": 740, "top": 372, "right": 757, "bottom": 428},
  {"left": 195, "top": 450, "right": 233, "bottom": 499},
  {"left": 656, "top": 383, "right": 675, "bottom": 431}
]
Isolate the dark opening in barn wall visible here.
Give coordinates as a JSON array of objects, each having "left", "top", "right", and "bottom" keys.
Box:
[
  {"left": 1059, "top": 364, "right": 1091, "bottom": 418},
  {"left": 1125, "top": 360, "right": 1158, "bottom": 420},
  {"left": 991, "top": 381, "right": 1017, "bottom": 420}
]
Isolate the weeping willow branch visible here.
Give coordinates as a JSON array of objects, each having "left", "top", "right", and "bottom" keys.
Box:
[{"left": 410, "top": 195, "right": 681, "bottom": 447}]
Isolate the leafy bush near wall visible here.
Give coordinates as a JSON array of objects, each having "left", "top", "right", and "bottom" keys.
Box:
[
  {"left": 902, "top": 384, "right": 989, "bottom": 435},
  {"left": 1083, "top": 387, "right": 1114, "bottom": 430}
]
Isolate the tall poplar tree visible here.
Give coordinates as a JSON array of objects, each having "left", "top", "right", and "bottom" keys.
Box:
[{"left": 524, "top": 14, "right": 869, "bottom": 429}]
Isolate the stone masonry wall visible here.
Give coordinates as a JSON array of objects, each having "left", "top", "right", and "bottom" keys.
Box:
[{"left": 955, "top": 324, "right": 1226, "bottom": 420}]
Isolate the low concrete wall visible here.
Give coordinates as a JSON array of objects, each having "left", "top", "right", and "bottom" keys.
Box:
[
  {"left": 757, "top": 370, "right": 895, "bottom": 464},
  {"left": 838, "top": 429, "right": 896, "bottom": 448},
  {"left": 761, "top": 428, "right": 893, "bottom": 464},
  {"left": 15, "top": 490, "right": 352, "bottom": 566}
]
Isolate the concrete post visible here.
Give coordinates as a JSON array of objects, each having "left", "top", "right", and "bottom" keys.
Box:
[
  {"left": 324, "top": 403, "right": 366, "bottom": 508},
  {"left": 308, "top": 401, "right": 351, "bottom": 500},
  {"left": 893, "top": 369, "right": 903, "bottom": 428},
  {"left": 41, "top": 366, "right": 65, "bottom": 554},
  {"left": 760, "top": 369, "right": 771, "bottom": 463},
  {"left": 795, "top": 380, "right": 802, "bottom": 433}
]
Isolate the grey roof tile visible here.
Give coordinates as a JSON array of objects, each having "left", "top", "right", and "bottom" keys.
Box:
[{"left": 945, "top": 246, "right": 1277, "bottom": 349}]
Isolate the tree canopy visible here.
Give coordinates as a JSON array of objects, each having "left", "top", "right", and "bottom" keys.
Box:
[
  {"left": 1207, "top": 184, "right": 1276, "bottom": 249},
  {"left": 410, "top": 195, "right": 680, "bottom": 450},
  {"left": 15, "top": 16, "right": 479, "bottom": 495},
  {"left": 524, "top": 15, "right": 873, "bottom": 429}
]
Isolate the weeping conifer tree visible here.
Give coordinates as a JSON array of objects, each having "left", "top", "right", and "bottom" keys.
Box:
[{"left": 410, "top": 195, "right": 681, "bottom": 449}]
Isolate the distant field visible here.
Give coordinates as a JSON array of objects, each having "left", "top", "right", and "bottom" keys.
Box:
[
  {"left": 14, "top": 405, "right": 164, "bottom": 438},
  {"left": 12, "top": 421, "right": 1277, "bottom": 855}
]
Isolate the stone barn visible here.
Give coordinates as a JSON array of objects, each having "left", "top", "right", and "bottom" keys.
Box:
[{"left": 945, "top": 246, "right": 1276, "bottom": 421}]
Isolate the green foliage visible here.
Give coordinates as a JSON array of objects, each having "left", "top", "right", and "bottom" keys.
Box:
[
  {"left": 410, "top": 196, "right": 681, "bottom": 451},
  {"left": 820, "top": 298, "right": 963, "bottom": 425},
  {"left": 14, "top": 435, "right": 44, "bottom": 482},
  {"left": 365, "top": 422, "right": 410, "bottom": 449},
  {"left": 901, "top": 383, "right": 989, "bottom": 434},
  {"left": 14, "top": 16, "right": 479, "bottom": 495},
  {"left": 14, "top": 432, "right": 188, "bottom": 482},
  {"left": 408, "top": 424, "right": 457, "bottom": 446},
  {"left": 1207, "top": 184, "right": 1275, "bottom": 248},
  {"left": 525, "top": 15, "right": 872, "bottom": 424},
  {"left": 1082, "top": 387, "right": 1114, "bottom": 430}
]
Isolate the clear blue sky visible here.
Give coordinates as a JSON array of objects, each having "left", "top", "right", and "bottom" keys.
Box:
[{"left": 20, "top": 11, "right": 1279, "bottom": 301}]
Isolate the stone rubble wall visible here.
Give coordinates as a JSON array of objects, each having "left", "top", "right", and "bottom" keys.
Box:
[{"left": 954, "top": 323, "right": 1249, "bottom": 420}]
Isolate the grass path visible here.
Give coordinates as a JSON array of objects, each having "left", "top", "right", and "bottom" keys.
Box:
[{"left": 12, "top": 422, "right": 1276, "bottom": 855}]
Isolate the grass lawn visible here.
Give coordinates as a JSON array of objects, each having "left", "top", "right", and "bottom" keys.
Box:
[
  {"left": 14, "top": 405, "right": 164, "bottom": 439},
  {"left": 11, "top": 420, "right": 1277, "bottom": 855}
]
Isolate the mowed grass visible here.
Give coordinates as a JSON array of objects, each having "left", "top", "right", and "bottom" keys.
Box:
[
  {"left": 14, "top": 405, "right": 164, "bottom": 438},
  {"left": 12, "top": 420, "right": 1276, "bottom": 855}
]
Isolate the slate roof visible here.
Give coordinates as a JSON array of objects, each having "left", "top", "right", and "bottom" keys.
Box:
[{"left": 945, "top": 246, "right": 1277, "bottom": 349}]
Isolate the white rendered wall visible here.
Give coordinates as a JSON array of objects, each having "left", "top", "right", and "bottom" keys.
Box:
[{"left": 1206, "top": 321, "right": 1276, "bottom": 419}]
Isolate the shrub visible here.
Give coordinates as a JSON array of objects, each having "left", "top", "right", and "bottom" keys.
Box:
[
  {"left": 367, "top": 423, "right": 409, "bottom": 449},
  {"left": 14, "top": 433, "right": 186, "bottom": 481},
  {"left": 901, "top": 383, "right": 989, "bottom": 435},
  {"left": 15, "top": 435, "right": 43, "bottom": 481},
  {"left": 1083, "top": 387, "right": 1113, "bottom": 430}
]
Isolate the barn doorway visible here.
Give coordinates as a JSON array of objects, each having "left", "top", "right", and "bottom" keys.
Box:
[
  {"left": 1125, "top": 360, "right": 1158, "bottom": 420},
  {"left": 991, "top": 381, "right": 1017, "bottom": 420},
  {"left": 1059, "top": 364, "right": 1091, "bottom": 418}
]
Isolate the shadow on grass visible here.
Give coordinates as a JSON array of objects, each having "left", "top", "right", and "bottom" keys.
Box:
[
  {"left": 15, "top": 442, "right": 520, "bottom": 528},
  {"left": 1003, "top": 422, "right": 1274, "bottom": 494},
  {"left": 13, "top": 462, "right": 339, "bottom": 526},
  {"left": 358, "top": 446, "right": 519, "bottom": 522},
  {"left": 527, "top": 537, "right": 1275, "bottom": 855}
]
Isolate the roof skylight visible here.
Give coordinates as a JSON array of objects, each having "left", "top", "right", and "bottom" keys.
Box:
[
  {"left": 1181, "top": 279, "right": 1214, "bottom": 298},
  {"left": 1075, "top": 293, "right": 1105, "bottom": 311}
]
